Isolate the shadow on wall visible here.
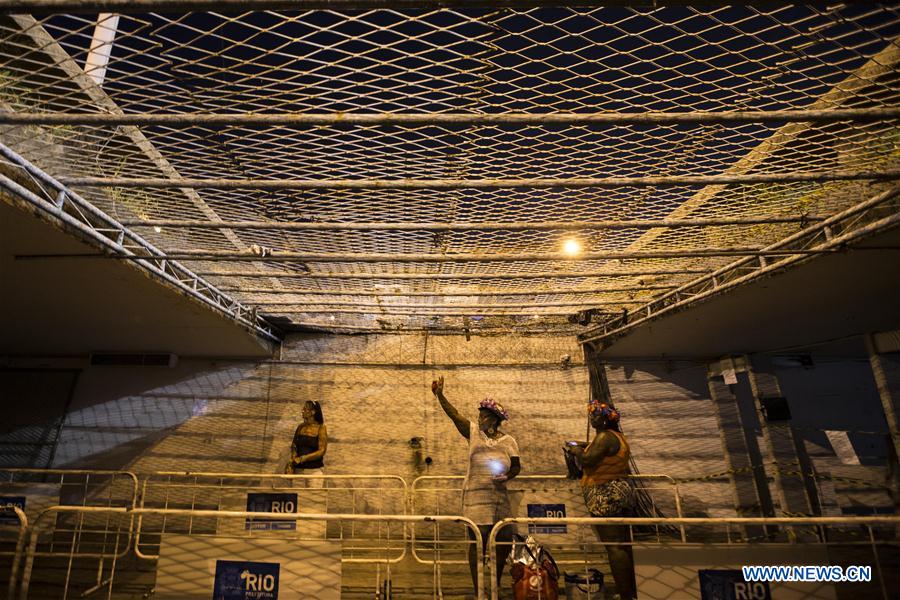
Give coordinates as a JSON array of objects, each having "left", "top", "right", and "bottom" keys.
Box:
[
  {"left": 8, "top": 333, "right": 593, "bottom": 482},
  {"left": 51, "top": 361, "right": 259, "bottom": 470},
  {"left": 603, "top": 360, "right": 734, "bottom": 518}
]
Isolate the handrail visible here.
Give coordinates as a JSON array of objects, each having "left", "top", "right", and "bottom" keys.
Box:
[
  {"left": 136, "top": 472, "right": 409, "bottom": 562},
  {"left": 16, "top": 507, "right": 485, "bottom": 600},
  {"left": 409, "top": 473, "right": 685, "bottom": 564},
  {"left": 2, "top": 468, "right": 140, "bottom": 509},
  {"left": 3, "top": 506, "right": 28, "bottom": 600},
  {"left": 487, "top": 516, "right": 900, "bottom": 600}
]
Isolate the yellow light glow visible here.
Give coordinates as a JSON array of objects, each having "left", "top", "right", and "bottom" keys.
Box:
[
  {"left": 153, "top": 226, "right": 162, "bottom": 233},
  {"left": 562, "top": 238, "right": 582, "bottom": 256}
]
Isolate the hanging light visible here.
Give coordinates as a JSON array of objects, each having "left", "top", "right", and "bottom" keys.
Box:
[{"left": 562, "top": 238, "right": 582, "bottom": 257}]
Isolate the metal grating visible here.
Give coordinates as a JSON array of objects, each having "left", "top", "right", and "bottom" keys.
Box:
[{"left": 1, "top": 3, "right": 899, "bottom": 334}]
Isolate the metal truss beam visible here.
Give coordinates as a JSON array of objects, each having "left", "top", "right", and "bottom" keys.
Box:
[
  {"left": 198, "top": 269, "right": 706, "bottom": 280},
  {"left": 252, "top": 299, "right": 634, "bottom": 308},
  {"left": 0, "top": 1, "right": 815, "bottom": 16},
  {"left": 0, "top": 142, "right": 280, "bottom": 343},
  {"left": 222, "top": 286, "right": 673, "bottom": 295},
  {"left": 269, "top": 308, "right": 597, "bottom": 316},
  {"left": 58, "top": 171, "right": 900, "bottom": 190},
  {"left": 15, "top": 247, "right": 834, "bottom": 262},
  {"left": 121, "top": 216, "right": 815, "bottom": 231},
  {"left": 580, "top": 185, "right": 900, "bottom": 346},
  {"left": 5, "top": 108, "right": 898, "bottom": 127}
]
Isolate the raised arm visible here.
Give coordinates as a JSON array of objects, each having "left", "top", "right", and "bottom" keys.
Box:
[{"left": 432, "top": 376, "right": 470, "bottom": 439}]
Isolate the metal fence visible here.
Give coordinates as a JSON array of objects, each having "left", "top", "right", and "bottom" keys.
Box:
[
  {"left": 7, "top": 504, "right": 899, "bottom": 600},
  {"left": 488, "top": 516, "right": 900, "bottom": 600},
  {"left": 11, "top": 508, "right": 483, "bottom": 600},
  {"left": 410, "top": 473, "right": 686, "bottom": 567},
  {"left": 135, "top": 471, "right": 408, "bottom": 562}
]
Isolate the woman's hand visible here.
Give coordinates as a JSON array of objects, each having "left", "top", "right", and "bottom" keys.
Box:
[
  {"left": 294, "top": 455, "right": 307, "bottom": 465},
  {"left": 492, "top": 474, "right": 508, "bottom": 483},
  {"left": 431, "top": 375, "right": 444, "bottom": 396},
  {"left": 566, "top": 445, "right": 585, "bottom": 458}
]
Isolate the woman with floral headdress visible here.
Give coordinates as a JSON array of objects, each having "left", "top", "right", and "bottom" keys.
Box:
[
  {"left": 565, "top": 399, "right": 636, "bottom": 600},
  {"left": 431, "top": 375, "right": 521, "bottom": 596}
]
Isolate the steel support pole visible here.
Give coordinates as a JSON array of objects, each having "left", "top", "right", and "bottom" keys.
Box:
[
  {"left": 221, "top": 285, "right": 673, "bottom": 296},
  {"left": 118, "top": 216, "right": 816, "bottom": 231},
  {"left": 4, "top": 108, "right": 899, "bottom": 126},
  {"left": 15, "top": 247, "right": 833, "bottom": 263},
  {"left": 57, "top": 170, "right": 900, "bottom": 190},
  {"left": 0, "top": 1, "right": 884, "bottom": 14},
  {"left": 196, "top": 268, "right": 706, "bottom": 280}
]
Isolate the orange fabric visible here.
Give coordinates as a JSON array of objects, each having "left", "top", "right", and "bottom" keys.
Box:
[
  {"left": 511, "top": 559, "right": 559, "bottom": 600},
  {"left": 580, "top": 431, "right": 630, "bottom": 487}
]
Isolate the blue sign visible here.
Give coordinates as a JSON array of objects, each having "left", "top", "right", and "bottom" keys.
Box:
[
  {"left": 0, "top": 496, "right": 26, "bottom": 525},
  {"left": 245, "top": 493, "right": 297, "bottom": 531},
  {"left": 527, "top": 503, "right": 567, "bottom": 534},
  {"left": 699, "top": 569, "right": 771, "bottom": 600},
  {"left": 213, "top": 559, "right": 279, "bottom": 600}
]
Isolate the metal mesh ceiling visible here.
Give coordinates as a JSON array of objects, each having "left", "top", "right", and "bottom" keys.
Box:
[{"left": 1, "top": 3, "right": 899, "bottom": 334}]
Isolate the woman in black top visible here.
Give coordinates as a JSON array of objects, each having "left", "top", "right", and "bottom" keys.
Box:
[{"left": 286, "top": 400, "right": 328, "bottom": 475}]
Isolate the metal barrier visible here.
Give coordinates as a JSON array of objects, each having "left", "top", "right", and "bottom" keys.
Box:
[
  {"left": 2, "top": 505, "right": 28, "bottom": 600},
  {"left": 487, "top": 516, "right": 900, "bottom": 600},
  {"left": 0, "top": 468, "right": 139, "bottom": 513},
  {"left": 14, "top": 507, "right": 484, "bottom": 600},
  {"left": 0, "top": 469, "right": 140, "bottom": 599},
  {"left": 0, "top": 469, "right": 139, "bottom": 559},
  {"left": 410, "top": 474, "right": 685, "bottom": 565},
  {"left": 135, "top": 472, "right": 408, "bottom": 563}
]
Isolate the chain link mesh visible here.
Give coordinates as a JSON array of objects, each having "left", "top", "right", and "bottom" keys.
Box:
[{"left": 1, "top": 5, "right": 899, "bottom": 331}]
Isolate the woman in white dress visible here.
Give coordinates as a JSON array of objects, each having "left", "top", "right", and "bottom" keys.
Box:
[{"left": 432, "top": 375, "right": 521, "bottom": 595}]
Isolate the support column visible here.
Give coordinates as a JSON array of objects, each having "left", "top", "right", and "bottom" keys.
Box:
[
  {"left": 707, "top": 360, "right": 770, "bottom": 539},
  {"left": 745, "top": 355, "right": 816, "bottom": 517},
  {"left": 865, "top": 333, "right": 900, "bottom": 520},
  {"left": 866, "top": 334, "right": 900, "bottom": 468}
]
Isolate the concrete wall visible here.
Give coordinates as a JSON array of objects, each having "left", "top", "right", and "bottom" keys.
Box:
[
  {"left": 1, "top": 334, "right": 892, "bottom": 516},
  {"left": 4, "top": 333, "right": 588, "bottom": 481}
]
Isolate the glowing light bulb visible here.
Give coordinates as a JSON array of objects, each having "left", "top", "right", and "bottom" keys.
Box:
[
  {"left": 562, "top": 238, "right": 581, "bottom": 257},
  {"left": 153, "top": 226, "right": 162, "bottom": 233}
]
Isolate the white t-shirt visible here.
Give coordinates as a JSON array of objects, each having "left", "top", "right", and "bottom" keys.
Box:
[{"left": 462, "top": 421, "right": 520, "bottom": 524}]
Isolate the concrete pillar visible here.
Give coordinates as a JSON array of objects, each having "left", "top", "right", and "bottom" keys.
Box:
[
  {"left": 707, "top": 361, "right": 771, "bottom": 539},
  {"left": 866, "top": 334, "right": 900, "bottom": 468},
  {"left": 865, "top": 333, "right": 900, "bottom": 519},
  {"left": 745, "top": 355, "right": 816, "bottom": 518}
]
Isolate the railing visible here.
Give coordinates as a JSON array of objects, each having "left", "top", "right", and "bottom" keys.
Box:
[
  {"left": 5, "top": 469, "right": 897, "bottom": 599},
  {"left": 12, "top": 507, "right": 484, "bottom": 600},
  {"left": 135, "top": 471, "right": 408, "bottom": 563},
  {"left": 0, "top": 468, "right": 140, "bottom": 574},
  {"left": 1, "top": 505, "right": 28, "bottom": 600},
  {"left": 410, "top": 473, "right": 685, "bottom": 566},
  {"left": 487, "top": 516, "right": 900, "bottom": 600},
  {"left": 0, "top": 468, "right": 140, "bottom": 512}
]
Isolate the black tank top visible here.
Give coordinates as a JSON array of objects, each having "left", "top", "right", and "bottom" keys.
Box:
[{"left": 293, "top": 425, "right": 324, "bottom": 469}]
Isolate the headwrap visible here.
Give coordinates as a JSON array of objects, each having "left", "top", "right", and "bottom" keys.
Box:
[
  {"left": 478, "top": 397, "right": 510, "bottom": 421},
  {"left": 588, "top": 399, "right": 620, "bottom": 423}
]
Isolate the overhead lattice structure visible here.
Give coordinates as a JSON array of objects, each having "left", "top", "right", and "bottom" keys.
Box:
[{"left": 1, "top": 2, "right": 899, "bottom": 337}]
